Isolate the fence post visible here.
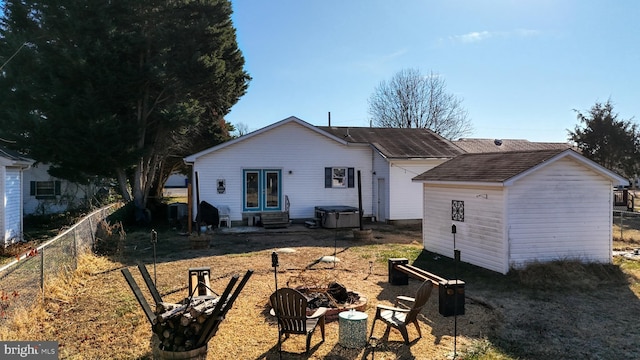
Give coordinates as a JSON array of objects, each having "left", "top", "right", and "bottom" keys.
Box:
[
  {"left": 89, "top": 216, "right": 95, "bottom": 250},
  {"left": 73, "top": 228, "right": 78, "bottom": 270},
  {"left": 40, "top": 247, "right": 44, "bottom": 295}
]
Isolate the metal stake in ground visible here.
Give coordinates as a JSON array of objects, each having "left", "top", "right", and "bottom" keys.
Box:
[
  {"left": 334, "top": 212, "right": 340, "bottom": 268},
  {"left": 150, "top": 229, "right": 158, "bottom": 285},
  {"left": 271, "top": 251, "right": 282, "bottom": 359},
  {"left": 452, "top": 224, "right": 458, "bottom": 359}
]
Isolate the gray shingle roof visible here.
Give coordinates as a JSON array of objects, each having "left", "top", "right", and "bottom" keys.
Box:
[
  {"left": 413, "top": 149, "right": 569, "bottom": 183},
  {"left": 0, "top": 145, "right": 32, "bottom": 164},
  {"left": 318, "top": 127, "right": 465, "bottom": 159},
  {"left": 454, "top": 138, "right": 572, "bottom": 153}
]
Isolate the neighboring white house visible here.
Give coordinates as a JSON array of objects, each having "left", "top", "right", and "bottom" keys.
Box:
[
  {"left": 183, "top": 116, "right": 463, "bottom": 225},
  {"left": 1, "top": 147, "right": 33, "bottom": 247},
  {"left": 23, "top": 163, "right": 94, "bottom": 215},
  {"left": 163, "top": 172, "right": 188, "bottom": 198},
  {"left": 413, "top": 149, "right": 627, "bottom": 274}
]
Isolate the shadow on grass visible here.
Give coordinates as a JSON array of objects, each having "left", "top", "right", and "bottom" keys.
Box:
[{"left": 408, "top": 250, "right": 640, "bottom": 360}]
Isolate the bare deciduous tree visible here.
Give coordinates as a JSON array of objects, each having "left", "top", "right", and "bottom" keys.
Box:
[
  {"left": 368, "top": 68, "right": 473, "bottom": 139},
  {"left": 233, "top": 122, "right": 250, "bottom": 137}
]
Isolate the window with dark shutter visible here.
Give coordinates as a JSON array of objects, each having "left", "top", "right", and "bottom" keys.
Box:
[
  {"left": 325, "top": 167, "right": 332, "bottom": 188},
  {"left": 32, "top": 180, "right": 59, "bottom": 199},
  {"left": 325, "top": 167, "right": 355, "bottom": 188},
  {"left": 347, "top": 168, "right": 354, "bottom": 188}
]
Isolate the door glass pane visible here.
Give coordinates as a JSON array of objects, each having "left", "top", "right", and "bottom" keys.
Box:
[
  {"left": 265, "top": 171, "right": 279, "bottom": 208},
  {"left": 245, "top": 171, "right": 259, "bottom": 208}
]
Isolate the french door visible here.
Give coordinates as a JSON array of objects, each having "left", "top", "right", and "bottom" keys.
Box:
[{"left": 243, "top": 169, "right": 282, "bottom": 212}]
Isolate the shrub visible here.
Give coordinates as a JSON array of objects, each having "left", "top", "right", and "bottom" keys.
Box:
[{"left": 94, "top": 220, "right": 126, "bottom": 256}]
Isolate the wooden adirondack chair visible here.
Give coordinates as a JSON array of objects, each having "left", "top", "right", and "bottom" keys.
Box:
[
  {"left": 270, "top": 287, "right": 327, "bottom": 354},
  {"left": 369, "top": 280, "right": 434, "bottom": 344}
]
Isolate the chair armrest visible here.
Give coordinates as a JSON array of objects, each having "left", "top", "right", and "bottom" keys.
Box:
[
  {"left": 396, "top": 296, "right": 415, "bottom": 303},
  {"left": 376, "top": 304, "right": 410, "bottom": 313},
  {"left": 307, "top": 307, "right": 327, "bottom": 319}
]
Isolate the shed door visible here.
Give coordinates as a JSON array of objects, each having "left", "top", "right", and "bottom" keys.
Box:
[{"left": 243, "top": 169, "right": 281, "bottom": 212}]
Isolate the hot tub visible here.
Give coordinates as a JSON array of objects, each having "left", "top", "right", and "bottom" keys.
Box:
[{"left": 315, "top": 206, "right": 360, "bottom": 228}]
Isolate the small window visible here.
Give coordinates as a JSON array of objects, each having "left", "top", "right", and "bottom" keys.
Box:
[
  {"left": 30, "top": 181, "right": 61, "bottom": 199},
  {"left": 325, "top": 167, "right": 355, "bottom": 188},
  {"left": 332, "top": 168, "right": 346, "bottom": 188}
]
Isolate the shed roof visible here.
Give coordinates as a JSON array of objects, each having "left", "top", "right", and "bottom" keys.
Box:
[
  {"left": 318, "top": 126, "right": 464, "bottom": 159},
  {"left": 454, "top": 138, "right": 572, "bottom": 153},
  {"left": 413, "top": 149, "right": 626, "bottom": 185}
]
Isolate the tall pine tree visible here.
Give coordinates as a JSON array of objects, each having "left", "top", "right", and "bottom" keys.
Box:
[
  {"left": 0, "top": 0, "right": 250, "bottom": 210},
  {"left": 568, "top": 100, "right": 639, "bottom": 180}
]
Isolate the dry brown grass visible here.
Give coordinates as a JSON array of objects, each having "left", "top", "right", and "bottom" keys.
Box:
[{"left": 1, "top": 223, "right": 640, "bottom": 360}]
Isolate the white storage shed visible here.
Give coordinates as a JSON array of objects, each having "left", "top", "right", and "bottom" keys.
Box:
[{"left": 413, "top": 149, "right": 627, "bottom": 274}]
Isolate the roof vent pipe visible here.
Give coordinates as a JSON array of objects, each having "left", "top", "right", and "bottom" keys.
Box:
[{"left": 328, "top": 111, "right": 331, "bottom": 127}]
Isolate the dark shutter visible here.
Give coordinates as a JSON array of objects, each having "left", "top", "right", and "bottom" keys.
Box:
[
  {"left": 30, "top": 181, "right": 36, "bottom": 196},
  {"left": 347, "top": 168, "right": 355, "bottom": 188},
  {"left": 54, "top": 181, "right": 61, "bottom": 195},
  {"left": 325, "top": 167, "right": 332, "bottom": 188}
]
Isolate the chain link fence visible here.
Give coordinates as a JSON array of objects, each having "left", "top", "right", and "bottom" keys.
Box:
[
  {"left": 613, "top": 210, "right": 640, "bottom": 243},
  {"left": 0, "top": 203, "right": 120, "bottom": 318}
]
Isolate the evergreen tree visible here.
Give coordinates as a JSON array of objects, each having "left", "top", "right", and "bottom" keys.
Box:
[
  {"left": 0, "top": 0, "right": 250, "bottom": 210},
  {"left": 568, "top": 100, "right": 639, "bottom": 180}
]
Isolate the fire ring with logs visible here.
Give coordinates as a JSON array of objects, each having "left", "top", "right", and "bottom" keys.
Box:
[{"left": 297, "top": 282, "right": 367, "bottom": 321}]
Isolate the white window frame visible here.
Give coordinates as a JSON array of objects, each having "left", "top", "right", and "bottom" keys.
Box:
[{"left": 331, "top": 167, "right": 347, "bottom": 188}]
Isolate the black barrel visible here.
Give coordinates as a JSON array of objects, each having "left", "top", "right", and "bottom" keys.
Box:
[
  {"left": 438, "top": 279, "right": 465, "bottom": 317},
  {"left": 388, "top": 258, "right": 409, "bottom": 285}
]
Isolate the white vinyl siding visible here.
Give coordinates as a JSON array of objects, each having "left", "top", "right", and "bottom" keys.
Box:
[
  {"left": 389, "top": 159, "right": 445, "bottom": 221},
  {"left": 22, "top": 164, "right": 91, "bottom": 215},
  {"left": 4, "top": 168, "right": 23, "bottom": 245},
  {"left": 372, "top": 151, "right": 389, "bottom": 222},
  {"left": 423, "top": 185, "right": 507, "bottom": 274},
  {"left": 421, "top": 155, "right": 616, "bottom": 274},
  {"left": 507, "top": 158, "right": 612, "bottom": 268},
  {"left": 192, "top": 121, "right": 372, "bottom": 221}
]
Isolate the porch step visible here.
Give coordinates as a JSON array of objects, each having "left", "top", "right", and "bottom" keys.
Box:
[{"left": 261, "top": 212, "right": 290, "bottom": 229}]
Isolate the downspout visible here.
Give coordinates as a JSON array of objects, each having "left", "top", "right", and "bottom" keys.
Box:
[{"left": 371, "top": 149, "right": 376, "bottom": 221}]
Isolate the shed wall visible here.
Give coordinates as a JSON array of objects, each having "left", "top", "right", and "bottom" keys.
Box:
[
  {"left": 0, "top": 166, "right": 5, "bottom": 244},
  {"left": 192, "top": 121, "right": 373, "bottom": 221},
  {"left": 423, "top": 185, "right": 507, "bottom": 273},
  {"left": 4, "top": 167, "right": 23, "bottom": 245},
  {"left": 507, "top": 158, "right": 613, "bottom": 268}
]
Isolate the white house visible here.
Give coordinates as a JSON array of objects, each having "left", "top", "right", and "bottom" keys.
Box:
[
  {"left": 1, "top": 147, "right": 33, "bottom": 247},
  {"left": 23, "top": 163, "right": 95, "bottom": 215},
  {"left": 163, "top": 172, "right": 189, "bottom": 198},
  {"left": 413, "top": 149, "right": 627, "bottom": 274},
  {"left": 183, "top": 116, "right": 463, "bottom": 226}
]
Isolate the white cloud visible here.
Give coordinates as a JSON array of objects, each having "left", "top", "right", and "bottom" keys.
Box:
[
  {"left": 452, "top": 31, "right": 493, "bottom": 43},
  {"left": 448, "top": 29, "right": 540, "bottom": 43}
]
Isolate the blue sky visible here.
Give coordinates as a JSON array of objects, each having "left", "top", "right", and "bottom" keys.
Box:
[
  {"left": 227, "top": 0, "right": 639, "bottom": 142},
  {"left": 1, "top": 1, "right": 637, "bottom": 142}
]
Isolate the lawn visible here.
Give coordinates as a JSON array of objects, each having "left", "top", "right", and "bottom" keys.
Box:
[{"left": 1, "top": 223, "right": 639, "bottom": 360}]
